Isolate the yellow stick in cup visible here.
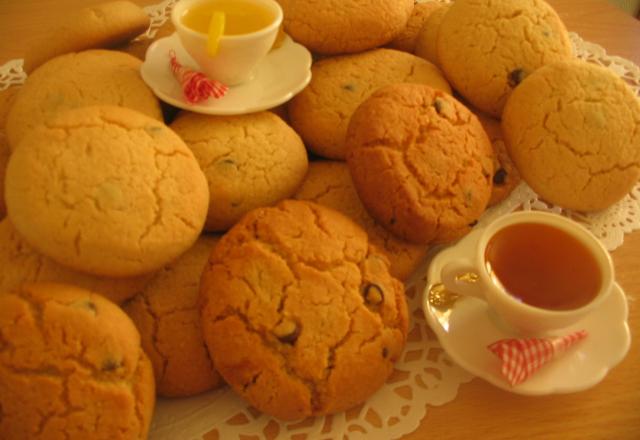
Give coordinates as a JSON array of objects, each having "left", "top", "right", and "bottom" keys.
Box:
[{"left": 207, "top": 11, "right": 225, "bottom": 56}]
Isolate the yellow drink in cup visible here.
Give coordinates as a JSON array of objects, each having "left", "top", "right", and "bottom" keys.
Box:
[{"left": 172, "top": 0, "right": 283, "bottom": 85}]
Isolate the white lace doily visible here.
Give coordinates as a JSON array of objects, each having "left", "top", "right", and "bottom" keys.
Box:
[{"left": 1, "top": 1, "right": 639, "bottom": 439}]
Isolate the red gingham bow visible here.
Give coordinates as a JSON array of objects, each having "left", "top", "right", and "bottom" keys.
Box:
[
  {"left": 488, "top": 330, "right": 588, "bottom": 386},
  {"left": 169, "top": 50, "right": 228, "bottom": 103}
]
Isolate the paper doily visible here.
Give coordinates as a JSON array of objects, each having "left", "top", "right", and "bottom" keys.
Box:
[{"left": 1, "top": 1, "right": 639, "bottom": 439}]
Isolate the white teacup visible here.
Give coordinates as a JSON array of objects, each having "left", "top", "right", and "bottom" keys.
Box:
[
  {"left": 171, "top": 0, "right": 283, "bottom": 86},
  {"left": 441, "top": 211, "right": 614, "bottom": 335}
]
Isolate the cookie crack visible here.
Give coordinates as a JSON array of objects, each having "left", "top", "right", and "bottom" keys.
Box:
[{"left": 138, "top": 293, "right": 167, "bottom": 383}]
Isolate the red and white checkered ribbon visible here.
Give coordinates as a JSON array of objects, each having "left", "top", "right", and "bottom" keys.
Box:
[
  {"left": 169, "top": 50, "right": 228, "bottom": 103},
  {"left": 488, "top": 330, "right": 588, "bottom": 386}
]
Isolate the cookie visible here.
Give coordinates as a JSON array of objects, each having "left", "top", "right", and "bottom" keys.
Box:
[
  {"left": 0, "top": 219, "right": 152, "bottom": 304},
  {"left": 200, "top": 200, "right": 408, "bottom": 420},
  {"left": 23, "top": 1, "right": 150, "bottom": 73},
  {"left": 474, "top": 111, "right": 521, "bottom": 206},
  {"left": 0, "top": 134, "right": 8, "bottom": 219},
  {"left": 170, "top": 111, "right": 308, "bottom": 231},
  {"left": 346, "top": 83, "right": 494, "bottom": 245},
  {"left": 502, "top": 60, "right": 640, "bottom": 212},
  {"left": 5, "top": 105, "right": 209, "bottom": 278},
  {"left": 437, "top": 0, "right": 572, "bottom": 117},
  {"left": 6, "top": 49, "right": 162, "bottom": 148},
  {"left": 277, "top": 0, "right": 414, "bottom": 54},
  {"left": 414, "top": 3, "right": 450, "bottom": 66},
  {"left": 289, "top": 48, "right": 451, "bottom": 160},
  {"left": 387, "top": 1, "right": 443, "bottom": 53},
  {"left": 0, "top": 283, "right": 155, "bottom": 439},
  {"left": 124, "top": 234, "right": 224, "bottom": 397},
  {"left": 294, "top": 161, "right": 428, "bottom": 280}
]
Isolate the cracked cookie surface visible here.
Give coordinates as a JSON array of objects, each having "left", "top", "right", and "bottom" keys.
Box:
[
  {"left": 6, "top": 49, "right": 162, "bottom": 149},
  {"left": 437, "top": 0, "right": 572, "bottom": 117},
  {"left": 387, "top": 1, "right": 443, "bottom": 53},
  {"left": 346, "top": 83, "right": 494, "bottom": 245},
  {"left": 277, "top": 0, "right": 413, "bottom": 54},
  {"left": 414, "top": 3, "right": 450, "bottom": 67},
  {"left": 124, "top": 234, "right": 223, "bottom": 397},
  {"left": 502, "top": 60, "right": 640, "bottom": 212},
  {"left": 289, "top": 48, "right": 451, "bottom": 160},
  {"left": 0, "top": 219, "right": 152, "bottom": 304},
  {"left": 170, "top": 111, "right": 308, "bottom": 231},
  {"left": 4, "top": 105, "right": 209, "bottom": 278},
  {"left": 294, "top": 161, "right": 428, "bottom": 280},
  {"left": 199, "top": 200, "right": 408, "bottom": 420},
  {"left": 0, "top": 283, "right": 155, "bottom": 439}
]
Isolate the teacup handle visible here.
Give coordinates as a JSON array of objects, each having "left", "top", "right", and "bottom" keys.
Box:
[{"left": 441, "top": 260, "right": 486, "bottom": 300}]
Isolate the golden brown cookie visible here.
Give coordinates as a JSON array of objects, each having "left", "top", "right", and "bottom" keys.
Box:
[
  {"left": 437, "top": 0, "right": 572, "bottom": 117},
  {"left": 124, "top": 234, "right": 224, "bottom": 397},
  {"left": 414, "top": 3, "right": 450, "bottom": 66},
  {"left": 277, "top": 0, "right": 413, "bottom": 54},
  {"left": 170, "top": 111, "right": 308, "bottom": 231},
  {"left": 6, "top": 49, "right": 162, "bottom": 149},
  {"left": 289, "top": 48, "right": 451, "bottom": 160},
  {"left": 502, "top": 60, "right": 640, "bottom": 212},
  {"left": 0, "top": 219, "right": 151, "bottom": 304},
  {"left": 23, "top": 1, "right": 150, "bottom": 73},
  {"left": 346, "top": 83, "right": 494, "bottom": 245},
  {"left": 0, "top": 283, "right": 155, "bottom": 439},
  {"left": 294, "top": 161, "right": 428, "bottom": 280},
  {"left": 473, "top": 111, "right": 521, "bottom": 206},
  {"left": 200, "top": 200, "right": 408, "bottom": 420},
  {"left": 387, "top": 1, "right": 443, "bottom": 53},
  {"left": 5, "top": 105, "right": 209, "bottom": 278}
]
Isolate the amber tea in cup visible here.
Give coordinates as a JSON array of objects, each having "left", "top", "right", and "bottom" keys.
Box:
[
  {"left": 181, "top": 0, "right": 275, "bottom": 35},
  {"left": 484, "top": 222, "right": 602, "bottom": 311},
  {"left": 441, "top": 211, "right": 614, "bottom": 335}
]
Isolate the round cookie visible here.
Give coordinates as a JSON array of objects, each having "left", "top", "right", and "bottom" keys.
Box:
[
  {"left": 502, "top": 60, "right": 640, "bottom": 212},
  {"left": 387, "top": 1, "right": 443, "bottom": 53},
  {"left": 289, "top": 48, "right": 452, "bottom": 160},
  {"left": 170, "top": 111, "right": 308, "bottom": 231},
  {"left": 0, "top": 283, "right": 155, "bottom": 439},
  {"left": 124, "top": 234, "right": 224, "bottom": 397},
  {"left": 414, "top": 3, "right": 450, "bottom": 66},
  {"left": 200, "top": 200, "right": 408, "bottom": 420},
  {"left": 473, "top": 111, "right": 521, "bottom": 206},
  {"left": 437, "top": 0, "right": 572, "bottom": 117},
  {"left": 0, "top": 219, "right": 152, "bottom": 304},
  {"left": 277, "top": 0, "right": 413, "bottom": 54},
  {"left": 346, "top": 83, "right": 494, "bottom": 245},
  {"left": 6, "top": 49, "right": 162, "bottom": 149},
  {"left": 294, "top": 161, "right": 428, "bottom": 280},
  {"left": 5, "top": 105, "right": 209, "bottom": 278}
]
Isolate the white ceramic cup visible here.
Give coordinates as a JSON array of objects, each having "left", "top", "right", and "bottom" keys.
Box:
[
  {"left": 441, "top": 211, "right": 614, "bottom": 335},
  {"left": 171, "top": 0, "right": 283, "bottom": 86}
]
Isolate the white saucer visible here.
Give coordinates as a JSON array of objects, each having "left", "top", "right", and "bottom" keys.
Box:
[
  {"left": 140, "top": 33, "right": 312, "bottom": 115},
  {"left": 422, "top": 227, "right": 631, "bottom": 395}
]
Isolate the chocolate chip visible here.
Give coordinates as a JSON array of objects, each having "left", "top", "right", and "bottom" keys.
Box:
[
  {"left": 342, "top": 83, "right": 356, "bottom": 92},
  {"left": 363, "top": 283, "right": 384, "bottom": 306},
  {"left": 102, "top": 358, "right": 121, "bottom": 372},
  {"left": 433, "top": 98, "right": 444, "bottom": 114},
  {"left": 382, "top": 347, "right": 389, "bottom": 358},
  {"left": 389, "top": 217, "right": 396, "bottom": 225},
  {"left": 493, "top": 168, "right": 508, "bottom": 185},
  {"left": 273, "top": 319, "right": 300, "bottom": 344},
  {"left": 508, "top": 69, "right": 526, "bottom": 87},
  {"left": 468, "top": 220, "right": 478, "bottom": 227}
]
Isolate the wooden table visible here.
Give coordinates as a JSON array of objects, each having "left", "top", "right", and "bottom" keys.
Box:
[{"left": 0, "top": 0, "right": 638, "bottom": 439}]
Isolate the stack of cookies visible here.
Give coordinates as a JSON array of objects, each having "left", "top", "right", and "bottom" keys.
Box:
[{"left": 1, "top": 0, "right": 639, "bottom": 436}]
